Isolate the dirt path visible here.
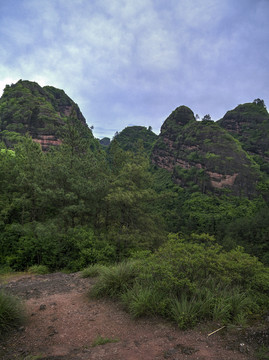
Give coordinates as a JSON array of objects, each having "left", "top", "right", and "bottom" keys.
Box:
[{"left": 0, "top": 272, "right": 265, "bottom": 359}]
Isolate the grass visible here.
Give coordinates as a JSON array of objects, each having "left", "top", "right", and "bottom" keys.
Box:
[
  {"left": 121, "top": 284, "right": 167, "bottom": 318},
  {"left": 0, "top": 272, "right": 26, "bottom": 285},
  {"left": 255, "top": 345, "right": 269, "bottom": 360},
  {"left": 80, "top": 264, "right": 107, "bottom": 278},
  {"left": 91, "top": 335, "right": 119, "bottom": 347},
  {"left": 28, "top": 265, "right": 50, "bottom": 275},
  {"left": 170, "top": 295, "right": 202, "bottom": 329},
  {"left": 85, "top": 237, "right": 269, "bottom": 330},
  {"left": 0, "top": 291, "right": 26, "bottom": 337},
  {"left": 89, "top": 260, "right": 139, "bottom": 299},
  {"left": 0, "top": 266, "right": 13, "bottom": 275}
]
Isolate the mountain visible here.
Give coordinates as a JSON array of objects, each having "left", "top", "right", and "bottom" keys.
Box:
[
  {"left": 0, "top": 80, "right": 93, "bottom": 150},
  {"left": 217, "top": 100, "right": 269, "bottom": 174},
  {"left": 0, "top": 80, "right": 266, "bottom": 197},
  {"left": 151, "top": 105, "right": 260, "bottom": 196},
  {"left": 112, "top": 125, "right": 157, "bottom": 154},
  {"left": 99, "top": 137, "right": 111, "bottom": 147}
]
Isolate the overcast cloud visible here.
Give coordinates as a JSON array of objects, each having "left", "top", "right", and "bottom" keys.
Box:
[{"left": 0, "top": 0, "right": 268, "bottom": 138}]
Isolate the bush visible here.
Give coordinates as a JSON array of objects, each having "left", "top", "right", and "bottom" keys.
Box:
[
  {"left": 121, "top": 283, "right": 167, "bottom": 318},
  {"left": 80, "top": 264, "right": 107, "bottom": 278},
  {"left": 28, "top": 265, "right": 50, "bottom": 275},
  {"left": 88, "top": 233, "right": 269, "bottom": 329},
  {"left": 0, "top": 291, "right": 26, "bottom": 337},
  {"left": 89, "top": 260, "right": 140, "bottom": 298}
]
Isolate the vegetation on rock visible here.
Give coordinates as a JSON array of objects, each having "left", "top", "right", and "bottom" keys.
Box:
[
  {"left": 151, "top": 105, "right": 261, "bottom": 196},
  {"left": 0, "top": 80, "right": 93, "bottom": 150},
  {"left": 0, "top": 80, "right": 269, "bottom": 331},
  {"left": 218, "top": 100, "right": 269, "bottom": 174},
  {"left": 112, "top": 125, "right": 157, "bottom": 155}
]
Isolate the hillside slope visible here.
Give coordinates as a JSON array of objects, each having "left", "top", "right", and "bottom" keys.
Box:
[
  {"left": 218, "top": 100, "right": 269, "bottom": 174},
  {"left": 112, "top": 125, "right": 157, "bottom": 154},
  {"left": 0, "top": 80, "right": 93, "bottom": 150},
  {"left": 151, "top": 106, "right": 260, "bottom": 196}
]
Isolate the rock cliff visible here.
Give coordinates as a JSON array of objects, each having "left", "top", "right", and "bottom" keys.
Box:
[
  {"left": 218, "top": 101, "right": 269, "bottom": 174},
  {"left": 0, "top": 80, "right": 92, "bottom": 150},
  {"left": 151, "top": 106, "right": 260, "bottom": 196}
]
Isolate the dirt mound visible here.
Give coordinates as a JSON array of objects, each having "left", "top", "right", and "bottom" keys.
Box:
[{"left": 0, "top": 272, "right": 265, "bottom": 359}]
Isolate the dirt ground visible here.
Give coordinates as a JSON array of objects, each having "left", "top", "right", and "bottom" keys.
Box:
[{"left": 0, "top": 272, "right": 268, "bottom": 360}]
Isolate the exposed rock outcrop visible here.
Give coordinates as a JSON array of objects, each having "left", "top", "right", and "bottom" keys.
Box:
[
  {"left": 0, "top": 80, "right": 92, "bottom": 150},
  {"left": 218, "top": 101, "right": 269, "bottom": 174},
  {"left": 151, "top": 106, "right": 260, "bottom": 196}
]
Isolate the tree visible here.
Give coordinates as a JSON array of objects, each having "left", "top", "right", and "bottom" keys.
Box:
[
  {"left": 253, "top": 98, "right": 266, "bottom": 108},
  {"left": 202, "top": 114, "right": 212, "bottom": 121},
  {"left": 103, "top": 150, "right": 164, "bottom": 258}
]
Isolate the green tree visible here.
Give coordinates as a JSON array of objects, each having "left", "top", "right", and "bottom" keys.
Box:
[{"left": 104, "top": 151, "right": 164, "bottom": 258}]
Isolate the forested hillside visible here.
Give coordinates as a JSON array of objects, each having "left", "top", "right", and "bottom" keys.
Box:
[
  {"left": 1, "top": 80, "right": 269, "bottom": 332},
  {"left": 0, "top": 80, "right": 92, "bottom": 150},
  {"left": 218, "top": 99, "right": 269, "bottom": 174},
  {"left": 0, "top": 81, "right": 268, "bottom": 269},
  {"left": 151, "top": 106, "right": 261, "bottom": 197}
]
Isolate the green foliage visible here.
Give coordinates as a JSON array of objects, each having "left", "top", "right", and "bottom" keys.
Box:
[
  {"left": 28, "top": 265, "right": 49, "bottom": 275},
  {"left": 91, "top": 335, "right": 119, "bottom": 347},
  {"left": 153, "top": 104, "right": 262, "bottom": 197},
  {"left": 89, "top": 260, "right": 140, "bottom": 298},
  {"left": 218, "top": 102, "right": 269, "bottom": 171},
  {"left": 89, "top": 235, "right": 269, "bottom": 329},
  {"left": 0, "top": 80, "right": 268, "bottom": 312},
  {"left": 121, "top": 283, "right": 166, "bottom": 318},
  {"left": 205, "top": 152, "right": 220, "bottom": 160},
  {"left": 0, "top": 291, "right": 26, "bottom": 337},
  {"left": 255, "top": 345, "right": 269, "bottom": 360},
  {"left": 111, "top": 125, "right": 157, "bottom": 155},
  {"left": 80, "top": 264, "right": 107, "bottom": 278},
  {"left": 222, "top": 206, "right": 269, "bottom": 264}
]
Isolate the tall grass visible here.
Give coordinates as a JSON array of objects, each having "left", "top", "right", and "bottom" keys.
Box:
[
  {"left": 86, "top": 235, "right": 269, "bottom": 329},
  {"left": 89, "top": 260, "right": 139, "bottom": 298},
  {"left": 0, "top": 291, "right": 26, "bottom": 337},
  {"left": 28, "top": 265, "right": 49, "bottom": 275},
  {"left": 170, "top": 295, "right": 202, "bottom": 329},
  {"left": 80, "top": 264, "right": 107, "bottom": 278},
  {"left": 121, "top": 284, "right": 167, "bottom": 318}
]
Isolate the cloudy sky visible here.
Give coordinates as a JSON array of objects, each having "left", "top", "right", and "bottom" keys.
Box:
[{"left": 0, "top": 0, "right": 268, "bottom": 138}]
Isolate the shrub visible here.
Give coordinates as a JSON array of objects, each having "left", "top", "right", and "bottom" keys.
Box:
[
  {"left": 80, "top": 264, "right": 107, "bottom": 278},
  {"left": 88, "top": 234, "right": 269, "bottom": 329},
  {"left": 170, "top": 295, "right": 201, "bottom": 329},
  {"left": 121, "top": 283, "right": 167, "bottom": 318},
  {"left": 28, "top": 265, "right": 50, "bottom": 275},
  {"left": 0, "top": 291, "right": 26, "bottom": 337},
  {"left": 89, "top": 260, "right": 139, "bottom": 298}
]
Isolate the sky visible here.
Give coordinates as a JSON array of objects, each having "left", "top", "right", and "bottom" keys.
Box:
[{"left": 0, "top": 0, "right": 268, "bottom": 139}]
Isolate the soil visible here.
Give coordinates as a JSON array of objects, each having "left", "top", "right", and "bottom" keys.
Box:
[{"left": 0, "top": 272, "right": 268, "bottom": 360}]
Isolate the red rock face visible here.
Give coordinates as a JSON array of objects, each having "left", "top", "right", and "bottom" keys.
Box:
[
  {"left": 151, "top": 105, "right": 259, "bottom": 196},
  {"left": 207, "top": 172, "right": 238, "bottom": 188},
  {"left": 33, "top": 135, "right": 62, "bottom": 151},
  {"left": 152, "top": 155, "right": 175, "bottom": 171},
  {"left": 175, "top": 159, "right": 191, "bottom": 169}
]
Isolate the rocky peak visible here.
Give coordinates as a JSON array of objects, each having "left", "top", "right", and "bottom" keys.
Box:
[
  {"left": 218, "top": 101, "right": 269, "bottom": 174},
  {"left": 151, "top": 106, "right": 260, "bottom": 197},
  {"left": 160, "top": 106, "right": 195, "bottom": 140},
  {"left": 0, "top": 80, "right": 91, "bottom": 151}
]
